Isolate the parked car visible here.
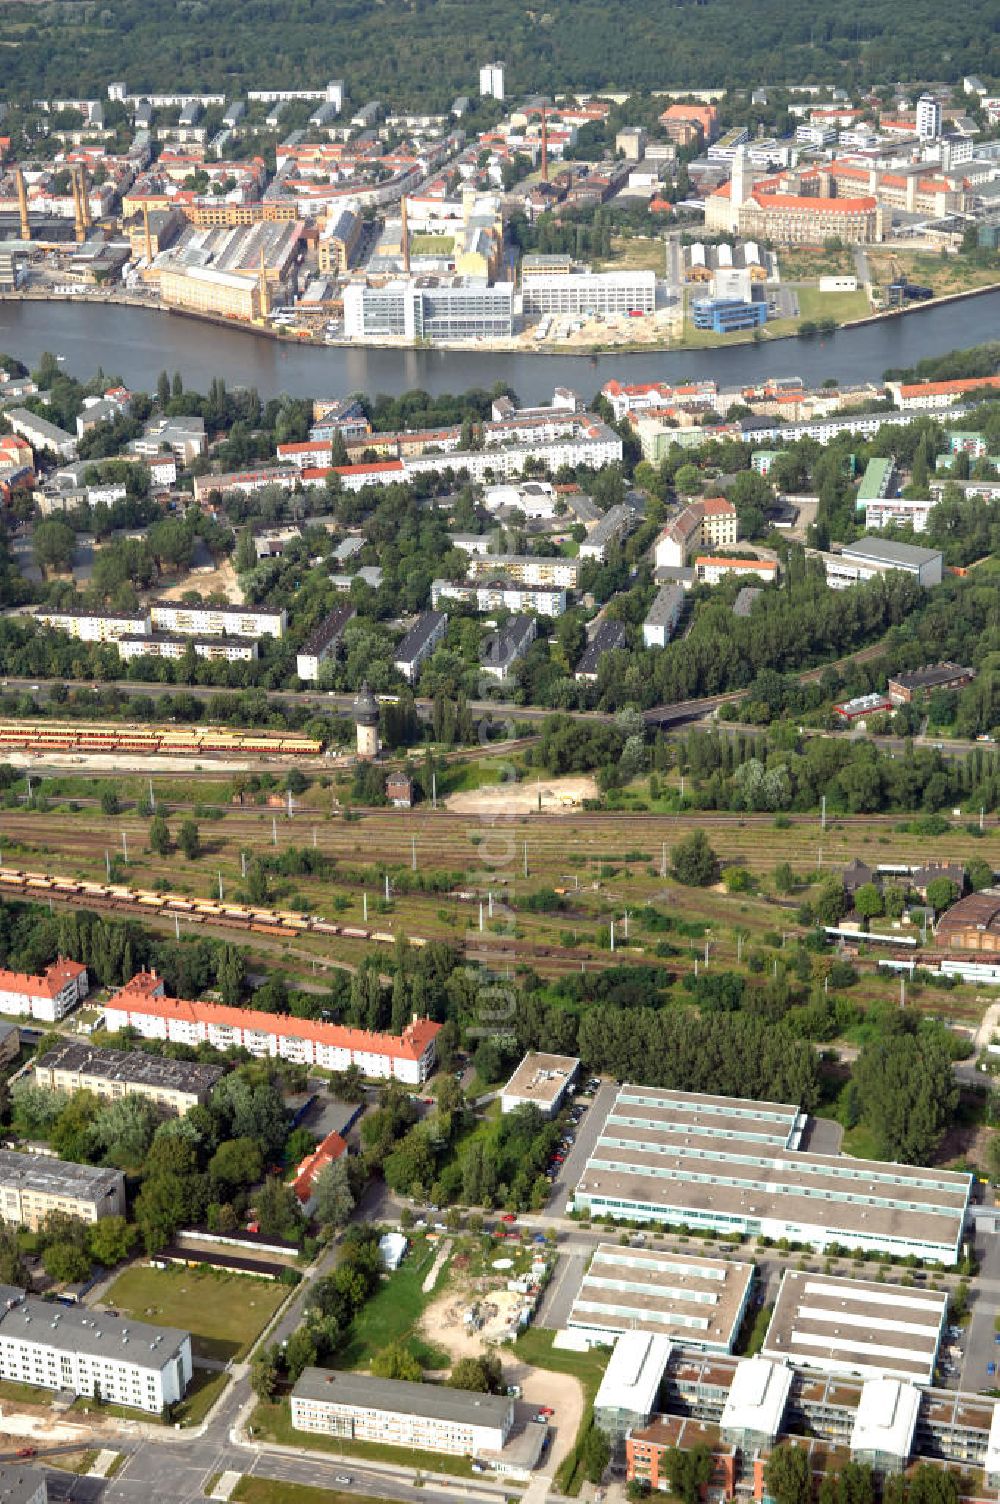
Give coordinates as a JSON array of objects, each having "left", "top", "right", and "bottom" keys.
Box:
[{"left": 335, "top": 1477, "right": 352, "bottom": 1486}]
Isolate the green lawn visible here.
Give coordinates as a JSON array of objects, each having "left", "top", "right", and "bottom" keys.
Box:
[
  {"left": 410, "top": 234, "right": 454, "bottom": 256},
  {"left": 248, "top": 1399, "right": 476, "bottom": 1476},
  {"left": 794, "top": 285, "right": 870, "bottom": 323},
  {"left": 103, "top": 1266, "right": 288, "bottom": 1362},
  {"left": 177, "top": 1369, "right": 230, "bottom": 1426},
  {"left": 234, "top": 1482, "right": 394, "bottom": 1504},
  {"left": 337, "top": 1235, "right": 451, "bottom": 1371}
]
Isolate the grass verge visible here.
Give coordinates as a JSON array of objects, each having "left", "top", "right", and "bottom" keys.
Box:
[{"left": 234, "top": 1481, "right": 395, "bottom": 1504}]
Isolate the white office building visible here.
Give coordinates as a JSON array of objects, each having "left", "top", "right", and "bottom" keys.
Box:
[
  {"left": 593, "top": 1331, "right": 673, "bottom": 1443},
  {"left": 292, "top": 1368, "right": 513, "bottom": 1455},
  {"left": 343, "top": 280, "right": 515, "bottom": 341},
  {"left": 0, "top": 1286, "right": 191, "bottom": 1413},
  {"left": 850, "top": 1378, "right": 921, "bottom": 1472},
  {"left": 572, "top": 1085, "right": 971, "bottom": 1263},
  {"left": 823, "top": 538, "right": 943, "bottom": 590},
  {"left": 521, "top": 271, "right": 656, "bottom": 317}
]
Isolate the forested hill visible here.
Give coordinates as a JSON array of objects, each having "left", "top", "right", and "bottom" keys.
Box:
[{"left": 1, "top": 0, "right": 997, "bottom": 106}]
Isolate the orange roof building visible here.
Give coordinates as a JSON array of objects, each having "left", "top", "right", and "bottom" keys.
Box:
[
  {"left": 291, "top": 1129, "right": 348, "bottom": 1207},
  {"left": 106, "top": 975, "right": 441, "bottom": 1084},
  {"left": 0, "top": 957, "right": 89, "bottom": 1022}
]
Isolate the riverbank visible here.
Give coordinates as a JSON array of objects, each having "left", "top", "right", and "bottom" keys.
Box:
[
  {"left": 4, "top": 289, "right": 1000, "bottom": 403},
  {"left": 8, "top": 275, "right": 1000, "bottom": 359}
]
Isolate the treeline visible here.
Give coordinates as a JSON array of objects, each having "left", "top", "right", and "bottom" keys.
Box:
[
  {"left": 674, "top": 726, "right": 1000, "bottom": 815},
  {"left": 0, "top": 0, "right": 988, "bottom": 105}
]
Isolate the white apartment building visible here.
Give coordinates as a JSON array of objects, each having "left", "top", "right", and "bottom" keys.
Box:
[
  {"left": 292, "top": 1368, "right": 514, "bottom": 1455},
  {"left": 864, "top": 497, "right": 934, "bottom": 533},
  {"left": 149, "top": 601, "right": 287, "bottom": 639},
  {"left": 483, "top": 479, "right": 557, "bottom": 517},
  {"left": 406, "top": 420, "right": 621, "bottom": 483},
  {"left": 105, "top": 976, "right": 441, "bottom": 1084},
  {"left": 521, "top": 271, "right": 656, "bottom": 317},
  {"left": 479, "top": 62, "right": 506, "bottom": 101},
  {"left": 116, "top": 634, "right": 258, "bottom": 663},
  {"left": 0, "top": 958, "right": 89, "bottom": 1022},
  {"left": 0, "top": 1288, "right": 192, "bottom": 1413},
  {"left": 431, "top": 579, "right": 567, "bottom": 616},
  {"left": 5, "top": 409, "right": 77, "bottom": 460},
  {"left": 465, "top": 554, "right": 580, "bottom": 589},
  {"left": 34, "top": 608, "right": 150, "bottom": 644},
  {"left": 695, "top": 556, "right": 778, "bottom": 586}
]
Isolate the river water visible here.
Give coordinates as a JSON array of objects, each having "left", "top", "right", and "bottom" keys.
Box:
[{"left": 1, "top": 293, "right": 998, "bottom": 402}]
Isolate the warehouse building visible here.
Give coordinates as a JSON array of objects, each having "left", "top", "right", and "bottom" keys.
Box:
[
  {"left": 823, "top": 538, "right": 943, "bottom": 590},
  {"left": 33, "top": 1042, "right": 224, "bottom": 1116},
  {"left": 501, "top": 1051, "right": 579, "bottom": 1117},
  {"left": 762, "top": 1271, "right": 947, "bottom": 1385},
  {"left": 571, "top": 1085, "right": 971, "bottom": 1263},
  {"left": 567, "top": 1244, "right": 753, "bottom": 1351},
  {"left": 0, "top": 1151, "right": 125, "bottom": 1230},
  {"left": 0, "top": 1285, "right": 191, "bottom": 1412},
  {"left": 291, "top": 1368, "right": 514, "bottom": 1456}
]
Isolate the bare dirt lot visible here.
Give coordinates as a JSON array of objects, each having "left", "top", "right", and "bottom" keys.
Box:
[
  {"left": 156, "top": 558, "right": 243, "bottom": 603},
  {"left": 447, "top": 775, "right": 598, "bottom": 816},
  {"left": 420, "top": 1286, "right": 582, "bottom": 1472}
]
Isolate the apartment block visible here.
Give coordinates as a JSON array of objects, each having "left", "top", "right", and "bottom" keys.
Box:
[
  {"left": 34, "top": 1041, "right": 224, "bottom": 1115},
  {"left": 149, "top": 601, "right": 287, "bottom": 639},
  {"left": 393, "top": 610, "right": 448, "bottom": 682},
  {"left": 431, "top": 579, "right": 567, "bottom": 617},
  {"left": 0, "top": 1150, "right": 125, "bottom": 1230},
  {"left": 105, "top": 976, "right": 441, "bottom": 1084},
  {"left": 465, "top": 554, "right": 580, "bottom": 589},
  {"left": 0, "top": 957, "right": 88, "bottom": 1022},
  {"left": 296, "top": 605, "right": 357, "bottom": 681},
  {"left": 0, "top": 1286, "right": 191, "bottom": 1412}
]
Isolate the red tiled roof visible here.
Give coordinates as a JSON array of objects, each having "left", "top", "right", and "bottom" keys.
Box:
[
  {"left": 697, "top": 555, "right": 777, "bottom": 570},
  {"left": 899, "top": 375, "right": 1000, "bottom": 398},
  {"left": 751, "top": 192, "right": 877, "bottom": 212},
  {"left": 111, "top": 980, "right": 441, "bottom": 1061},
  {"left": 0, "top": 957, "right": 85, "bottom": 1000},
  {"left": 291, "top": 1129, "right": 348, "bottom": 1203}
]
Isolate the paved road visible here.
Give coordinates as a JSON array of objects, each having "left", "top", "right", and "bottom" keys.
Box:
[
  {"left": 545, "top": 1079, "right": 617, "bottom": 1211},
  {"left": 534, "top": 1251, "right": 587, "bottom": 1330},
  {"left": 961, "top": 1223, "right": 1000, "bottom": 1395}
]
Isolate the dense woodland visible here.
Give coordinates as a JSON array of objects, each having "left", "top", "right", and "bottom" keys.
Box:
[{"left": 0, "top": 0, "right": 997, "bottom": 104}]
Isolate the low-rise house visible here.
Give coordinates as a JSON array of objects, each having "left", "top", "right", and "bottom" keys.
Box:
[
  {"left": 291, "top": 1369, "right": 514, "bottom": 1456},
  {"left": 385, "top": 773, "right": 413, "bottom": 808}
]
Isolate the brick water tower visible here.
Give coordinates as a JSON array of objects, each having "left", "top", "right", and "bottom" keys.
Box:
[{"left": 353, "top": 681, "right": 380, "bottom": 761}]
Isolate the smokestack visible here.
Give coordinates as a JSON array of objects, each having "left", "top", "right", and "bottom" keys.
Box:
[
  {"left": 78, "top": 165, "right": 92, "bottom": 228},
  {"left": 541, "top": 104, "right": 548, "bottom": 183},
  {"left": 142, "top": 202, "right": 152, "bottom": 263},
  {"left": 71, "top": 169, "right": 85, "bottom": 243},
  {"left": 400, "top": 195, "right": 410, "bottom": 275},
  {"left": 15, "top": 168, "right": 30, "bottom": 242},
  {"left": 257, "top": 247, "right": 270, "bottom": 318}
]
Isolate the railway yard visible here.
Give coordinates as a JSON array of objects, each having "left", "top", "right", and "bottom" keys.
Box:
[{"left": 0, "top": 737, "right": 995, "bottom": 1014}]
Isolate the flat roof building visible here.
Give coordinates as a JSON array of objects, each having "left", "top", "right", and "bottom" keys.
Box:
[
  {"left": 33, "top": 1041, "right": 224, "bottom": 1116},
  {"left": 0, "top": 1150, "right": 125, "bottom": 1230},
  {"left": 501, "top": 1051, "right": 579, "bottom": 1117},
  {"left": 593, "top": 1331, "right": 673, "bottom": 1444},
  {"left": 826, "top": 538, "right": 943, "bottom": 590},
  {"left": 567, "top": 1244, "right": 753, "bottom": 1352},
  {"left": 0, "top": 1465, "right": 47, "bottom": 1504},
  {"left": 571, "top": 1085, "right": 971, "bottom": 1264},
  {"left": 0, "top": 1285, "right": 191, "bottom": 1413},
  {"left": 291, "top": 1368, "right": 514, "bottom": 1456},
  {"left": 762, "top": 1271, "right": 947, "bottom": 1385}
]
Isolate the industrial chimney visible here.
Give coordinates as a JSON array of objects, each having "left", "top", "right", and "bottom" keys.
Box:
[{"left": 15, "top": 168, "right": 30, "bottom": 242}]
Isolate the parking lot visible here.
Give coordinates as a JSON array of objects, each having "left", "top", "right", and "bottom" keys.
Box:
[{"left": 545, "top": 1078, "right": 617, "bottom": 1210}]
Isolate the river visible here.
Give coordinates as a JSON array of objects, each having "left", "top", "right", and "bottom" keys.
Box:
[{"left": 1, "top": 293, "right": 998, "bottom": 403}]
